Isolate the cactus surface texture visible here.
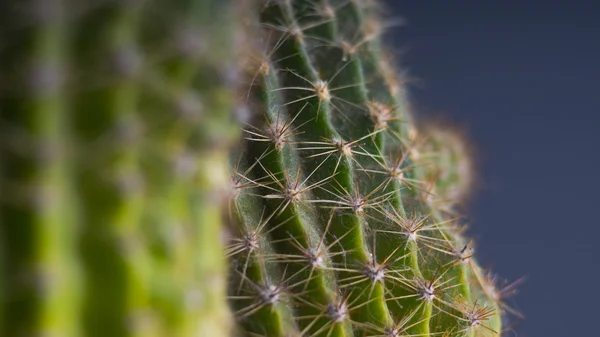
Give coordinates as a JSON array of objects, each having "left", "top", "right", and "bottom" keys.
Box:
[
  {"left": 227, "top": 1, "right": 508, "bottom": 336},
  {"left": 0, "top": 0, "right": 516, "bottom": 336}
]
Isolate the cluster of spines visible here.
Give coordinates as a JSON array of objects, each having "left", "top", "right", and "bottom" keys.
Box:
[
  {"left": 0, "top": 0, "right": 240, "bottom": 336},
  {"left": 227, "top": 1, "right": 518, "bottom": 336}
]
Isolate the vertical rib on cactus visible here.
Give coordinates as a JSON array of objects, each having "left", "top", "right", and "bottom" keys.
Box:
[
  {"left": 0, "top": 0, "right": 81, "bottom": 335},
  {"left": 228, "top": 0, "right": 504, "bottom": 336},
  {"left": 71, "top": 2, "right": 148, "bottom": 335},
  {"left": 1, "top": 0, "right": 239, "bottom": 336}
]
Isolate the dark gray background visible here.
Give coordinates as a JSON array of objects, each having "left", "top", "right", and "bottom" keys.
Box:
[{"left": 383, "top": 1, "right": 600, "bottom": 336}]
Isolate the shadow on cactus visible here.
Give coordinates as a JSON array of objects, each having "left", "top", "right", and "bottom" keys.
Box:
[{"left": 226, "top": 1, "right": 521, "bottom": 336}]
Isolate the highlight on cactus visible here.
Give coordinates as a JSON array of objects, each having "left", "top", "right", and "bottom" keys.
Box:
[{"left": 0, "top": 0, "right": 521, "bottom": 336}]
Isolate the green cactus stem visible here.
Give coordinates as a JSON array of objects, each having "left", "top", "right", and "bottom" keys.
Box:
[
  {"left": 1, "top": 0, "right": 239, "bottom": 336},
  {"left": 227, "top": 1, "right": 506, "bottom": 336},
  {"left": 0, "top": 0, "right": 518, "bottom": 336}
]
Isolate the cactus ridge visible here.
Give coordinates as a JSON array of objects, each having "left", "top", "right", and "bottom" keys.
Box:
[{"left": 227, "top": 1, "right": 508, "bottom": 336}]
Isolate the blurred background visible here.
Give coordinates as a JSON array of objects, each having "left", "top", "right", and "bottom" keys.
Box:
[{"left": 383, "top": 1, "right": 600, "bottom": 336}]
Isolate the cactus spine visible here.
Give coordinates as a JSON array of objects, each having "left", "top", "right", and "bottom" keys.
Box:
[{"left": 0, "top": 0, "right": 516, "bottom": 336}]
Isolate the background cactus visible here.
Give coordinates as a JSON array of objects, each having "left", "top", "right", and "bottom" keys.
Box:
[
  {"left": 0, "top": 0, "right": 515, "bottom": 336},
  {"left": 1, "top": 0, "right": 239, "bottom": 336}
]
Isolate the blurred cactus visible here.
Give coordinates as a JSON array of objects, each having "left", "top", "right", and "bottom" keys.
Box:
[
  {"left": 0, "top": 0, "right": 518, "bottom": 336},
  {"left": 1, "top": 0, "right": 240, "bottom": 336}
]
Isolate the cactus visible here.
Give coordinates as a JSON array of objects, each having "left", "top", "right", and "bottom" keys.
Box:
[
  {"left": 0, "top": 0, "right": 517, "bottom": 336},
  {"left": 227, "top": 1, "right": 510, "bottom": 336},
  {"left": 1, "top": 0, "right": 239, "bottom": 336}
]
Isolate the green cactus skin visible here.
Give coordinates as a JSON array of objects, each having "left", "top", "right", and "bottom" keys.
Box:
[
  {"left": 0, "top": 0, "right": 517, "bottom": 336},
  {"left": 227, "top": 1, "right": 507, "bottom": 336},
  {"left": 0, "top": 0, "right": 239, "bottom": 336}
]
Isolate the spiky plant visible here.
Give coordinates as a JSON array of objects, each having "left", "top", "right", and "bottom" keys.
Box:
[
  {"left": 0, "top": 0, "right": 519, "bottom": 336},
  {"left": 226, "top": 1, "right": 517, "bottom": 336}
]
